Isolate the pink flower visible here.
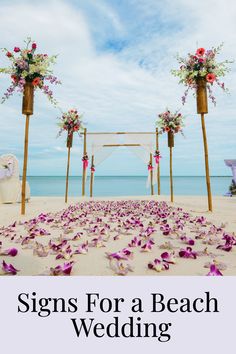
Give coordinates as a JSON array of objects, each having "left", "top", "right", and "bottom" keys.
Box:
[
  {"left": 206, "top": 264, "right": 223, "bottom": 276},
  {"left": 50, "top": 261, "right": 74, "bottom": 276},
  {"left": 106, "top": 248, "right": 133, "bottom": 261},
  {"left": 32, "top": 43, "right": 37, "bottom": 49},
  {"left": 128, "top": 237, "right": 142, "bottom": 248},
  {"left": 148, "top": 258, "right": 169, "bottom": 272},
  {"left": 206, "top": 73, "right": 216, "bottom": 83},
  {"left": 2, "top": 260, "right": 19, "bottom": 275},
  {"left": 0, "top": 247, "right": 18, "bottom": 257},
  {"left": 179, "top": 247, "right": 197, "bottom": 259},
  {"left": 196, "top": 47, "right": 205, "bottom": 56},
  {"left": 14, "top": 47, "right": 20, "bottom": 52},
  {"left": 161, "top": 252, "right": 176, "bottom": 264},
  {"left": 32, "top": 77, "right": 41, "bottom": 86},
  {"left": 141, "top": 238, "right": 155, "bottom": 252}
]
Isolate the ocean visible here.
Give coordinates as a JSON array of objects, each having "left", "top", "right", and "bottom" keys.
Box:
[{"left": 27, "top": 176, "right": 232, "bottom": 197}]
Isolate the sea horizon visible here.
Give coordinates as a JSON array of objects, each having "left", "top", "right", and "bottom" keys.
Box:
[{"left": 25, "top": 176, "right": 232, "bottom": 197}]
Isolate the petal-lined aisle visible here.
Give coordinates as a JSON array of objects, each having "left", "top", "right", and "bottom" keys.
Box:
[{"left": 0, "top": 197, "right": 235, "bottom": 276}]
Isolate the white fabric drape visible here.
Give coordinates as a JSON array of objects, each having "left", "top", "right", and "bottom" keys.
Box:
[
  {"left": 124, "top": 134, "right": 157, "bottom": 187},
  {"left": 85, "top": 133, "right": 157, "bottom": 190},
  {"left": 86, "top": 134, "right": 119, "bottom": 167}
]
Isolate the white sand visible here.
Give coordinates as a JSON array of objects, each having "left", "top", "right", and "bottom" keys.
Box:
[{"left": 0, "top": 195, "right": 235, "bottom": 276}]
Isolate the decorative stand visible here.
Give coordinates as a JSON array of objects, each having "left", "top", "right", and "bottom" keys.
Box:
[
  {"left": 82, "top": 128, "right": 87, "bottom": 196},
  {"left": 21, "top": 82, "right": 34, "bottom": 215},
  {"left": 197, "top": 78, "right": 213, "bottom": 211},
  {"left": 65, "top": 133, "right": 73, "bottom": 203},
  {"left": 90, "top": 155, "right": 95, "bottom": 197},
  {"left": 168, "top": 131, "right": 174, "bottom": 202},
  {"left": 155, "top": 128, "right": 161, "bottom": 195}
]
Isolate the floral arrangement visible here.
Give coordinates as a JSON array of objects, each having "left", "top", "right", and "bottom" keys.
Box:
[
  {"left": 156, "top": 109, "right": 184, "bottom": 134},
  {"left": 58, "top": 109, "right": 84, "bottom": 137},
  {"left": 154, "top": 150, "right": 161, "bottom": 165},
  {"left": 171, "top": 44, "right": 232, "bottom": 105},
  {"left": 0, "top": 37, "right": 61, "bottom": 104},
  {"left": 82, "top": 153, "right": 89, "bottom": 169}
]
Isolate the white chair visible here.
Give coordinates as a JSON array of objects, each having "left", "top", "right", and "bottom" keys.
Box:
[{"left": 0, "top": 154, "right": 30, "bottom": 204}]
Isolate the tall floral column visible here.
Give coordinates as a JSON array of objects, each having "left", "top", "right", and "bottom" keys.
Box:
[
  {"left": 156, "top": 110, "right": 185, "bottom": 203},
  {"left": 58, "top": 109, "right": 84, "bottom": 203},
  {"left": 0, "top": 38, "right": 61, "bottom": 214},
  {"left": 172, "top": 44, "right": 232, "bottom": 211}
]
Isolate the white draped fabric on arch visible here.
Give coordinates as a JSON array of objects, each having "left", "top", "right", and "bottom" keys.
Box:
[{"left": 82, "top": 132, "right": 160, "bottom": 197}]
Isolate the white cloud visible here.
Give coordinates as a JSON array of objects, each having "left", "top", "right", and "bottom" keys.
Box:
[{"left": 0, "top": 0, "right": 235, "bottom": 177}]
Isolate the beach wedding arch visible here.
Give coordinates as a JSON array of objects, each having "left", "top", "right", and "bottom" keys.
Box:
[
  {"left": 172, "top": 44, "right": 232, "bottom": 212},
  {"left": 58, "top": 109, "right": 84, "bottom": 203},
  {"left": 80, "top": 130, "right": 161, "bottom": 197},
  {"left": 156, "top": 109, "right": 185, "bottom": 203},
  {"left": 0, "top": 38, "right": 61, "bottom": 215}
]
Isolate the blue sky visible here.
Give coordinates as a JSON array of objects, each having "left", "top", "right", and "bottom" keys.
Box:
[{"left": 0, "top": 0, "right": 236, "bottom": 176}]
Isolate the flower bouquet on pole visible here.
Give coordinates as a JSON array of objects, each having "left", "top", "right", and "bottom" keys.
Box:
[
  {"left": 0, "top": 37, "right": 61, "bottom": 214},
  {"left": 171, "top": 44, "right": 232, "bottom": 211},
  {"left": 156, "top": 110, "right": 184, "bottom": 202},
  {"left": 58, "top": 109, "right": 84, "bottom": 203}
]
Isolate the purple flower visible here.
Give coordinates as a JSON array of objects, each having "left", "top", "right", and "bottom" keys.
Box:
[
  {"left": 161, "top": 252, "right": 176, "bottom": 264},
  {"left": 141, "top": 238, "right": 155, "bottom": 252},
  {"left": 148, "top": 258, "right": 169, "bottom": 272},
  {"left": 2, "top": 260, "right": 19, "bottom": 275},
  {"left": 179, "top": 247, "right": 197, "bottom": 259},
  {"left": 50, "top": 261, "right": 74, "bottom": 276},
  {"left": 128, "top": 236, "right": 142, "bottom": 248},
  {"left": 0, "top": 247, "right": 18, "bottom": 257},
  {"left": 206, "top": 264, "right": 223, "bottom": 276}
]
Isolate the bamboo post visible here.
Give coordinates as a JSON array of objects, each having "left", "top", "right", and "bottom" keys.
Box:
[
  {"left": 90, "top": 155, "right": 94, "bottom": 197},
  {"left": 82, "top": 128, "right": 87, "bottom": 196},
  {"left": 21, "top": 82, "right": 34, "bottom": 215},
  {"left": 155, "top": 128, "right": 161, "bottom": 195},
  {"left": 196, "top": 77, "right": 212, "bottom": 212},
  {"left": 150, "top": 153, "right": 154, "bottom": 196},
  {"left": 21, "top": 115, "right": 30, "bottom": 215},
  {"left": 65, "top": 133, "right": 73, "bottom": 203},
  {"left": 201, "top": 114, "right": 212, "bottom": 211},
  {"left": 168, "top": 131, "right": 174, "bottom": 203}
]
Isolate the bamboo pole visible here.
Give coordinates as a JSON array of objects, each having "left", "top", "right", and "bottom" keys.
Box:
[
  {"left": 90, "top": 155, "right": 94, "bottom": 198},
  {"left": 150, "top": 153, "right": 154, "bottom": 196},
  {"left": 170, "top": 146, "right": 173, "bottom": 202},
  {"left": 21, "top": 115, "right": 30, "bottom": 215},
  {"left": 201, "top": 113, "right": 213, "bottom": 211},
  {"left": 155, "top": 128, "right": 161, "bottom": 195},
  {"left": 83, "top": 132, "right": 155, "bottom": 135},
  {"left": 82, "top": 128, "right": 87, "bottom": 196},
  {"left": 65, "top": 146, "right": 71, "bottom": 203},
  {"left": 196, "top": 77, "right": 212, "bottom": 212},
  {"left": 103, "top": 144, "right": 141, "bottom": 147}
]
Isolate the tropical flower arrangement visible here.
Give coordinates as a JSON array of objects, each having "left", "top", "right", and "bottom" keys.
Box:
[
  {"left": 0, "top": 37, "right": 61, "bottom": 104},
  {"left": 171, "top": 44, "right": 232, "bottom": 105},
  {"left": 156, "top": 109, "right": 184, "bottom": 135},
  {"left": 58, "top": 109, "right": 84, "bottom": 137}
]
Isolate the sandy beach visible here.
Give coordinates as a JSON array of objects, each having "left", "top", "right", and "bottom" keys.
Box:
[{"left": 0, "top": 195, "right": 235, "bottom": 276}]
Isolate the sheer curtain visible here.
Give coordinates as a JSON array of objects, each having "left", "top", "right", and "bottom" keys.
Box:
[
  {"left": 124, "top": 133, "right": 157, "bottom": 187},
  {"left": 87, "top": 134, "right": 119, "bottom": 166}
]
